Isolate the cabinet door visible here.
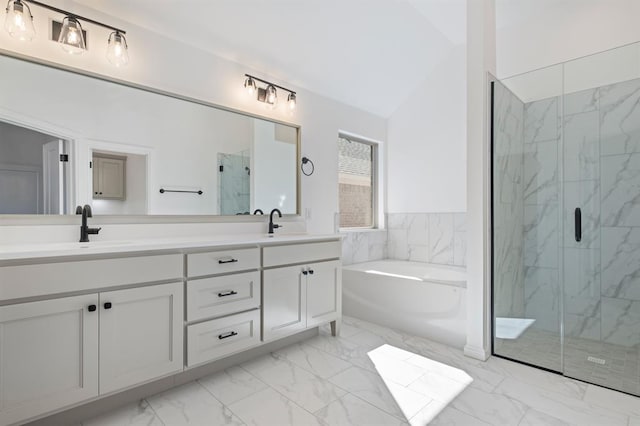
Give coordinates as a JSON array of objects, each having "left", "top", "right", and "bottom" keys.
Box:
[
  {"left": 94, "top": 156, "right": 125, "bottom": 199},
  {"left": 99, "top": 282, "right": 183, "bottom": 394},
  {"left": 0, "top": 295, "right": 99, "bottom": 425},
  {"left": 307, "top": 260, "right": 341, "bottom": 327},
  {"left": 262, "top": 265, "right": 306, "bottom": 341}
]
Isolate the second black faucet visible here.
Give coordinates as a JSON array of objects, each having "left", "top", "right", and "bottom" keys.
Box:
[{"left": 268, "top": 208, "right": 282, "bottom": 235}]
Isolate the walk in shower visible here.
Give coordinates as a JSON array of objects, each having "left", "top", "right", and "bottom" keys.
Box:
[{"left": 492, "top": 42, "right": 640, "bottom": 396}]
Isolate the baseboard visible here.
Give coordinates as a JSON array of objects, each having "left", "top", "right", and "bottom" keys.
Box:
[{"left": 464, "top": 344, "right": 489, "bottom": 361}]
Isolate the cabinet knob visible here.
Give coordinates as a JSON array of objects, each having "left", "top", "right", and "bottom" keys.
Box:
[
  {"left": 104, "top": 302, "right": 112, "bottom": 309},
  {"left": 99, "top": 192, "right": 103, "bottom": 195},
  {"left": 309, "top": 269, "right": 314, "bottom": 275},
  {"left": 94, "top": 192, "right": 98, "bottom": 195},
  {"left": 88, "top": 304, "right": 97, "bottom": 312},
  {"left": 302, "top": 270, "right": 308, "bottom": 275}
]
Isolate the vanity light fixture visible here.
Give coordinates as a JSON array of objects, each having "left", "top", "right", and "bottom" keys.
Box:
[
  {"left": 244, "top": 74, "right": 297, "bottom": 111},
  {"left": 4, "top": 0, "right": 35, "bottom": 41},
  {"left": 3, "top": 0, "right": 129, "bottom": 66},
  {"left": 58, "top": 16, "right": 85, "bottom": 54}
]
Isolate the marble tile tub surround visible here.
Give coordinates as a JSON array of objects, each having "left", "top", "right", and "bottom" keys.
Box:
[
  {"left": 79, "top": 315, "right": 640, "bottom": 426},
  {"left": 386, "top": 212, "right": 467, "bottom": 267},
  {"left": 341, "top": 229, "right": 388, "bottom": 265}
]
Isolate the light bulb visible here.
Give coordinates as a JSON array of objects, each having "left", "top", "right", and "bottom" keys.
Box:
[
  {"left": 58, "top": 16, "right": 86, "bottom": 54},
  {"left": 266, "top": 85, "right": 277, "bottom": 106},
  {"left": 4, "top": 0, "right": 35, "bottom": 41},
  {"left": 107, "top": 31, "right": 129, "bottom": 67},
  {"left": 287, "top": 92, "right": 297, "bottom": 110},
  {"left": 244, "top": 76, "right": 256, "bottom": 95}
]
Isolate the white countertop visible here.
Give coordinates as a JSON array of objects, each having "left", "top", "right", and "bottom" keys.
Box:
[{"left": 0, "top": 233, "right": 342, "bottom": 262}]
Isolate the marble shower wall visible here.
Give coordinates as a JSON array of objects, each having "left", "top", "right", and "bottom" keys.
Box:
[
  {"left": 522, "top": 95, "right": 561, "bottom": 333},
  {"left": 386, "top": 212, "right": 466, "bottom": 267},
  {"left": 564, "top": 78, "right": 640, "bottom": 348},
  {"left": 493, "top": 81, "right": 526, "bottom": 319}
]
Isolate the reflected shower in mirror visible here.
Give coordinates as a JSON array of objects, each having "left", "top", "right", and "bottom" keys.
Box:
[{"left": 0, "top": 53, "right": 299, "bottom": 216}]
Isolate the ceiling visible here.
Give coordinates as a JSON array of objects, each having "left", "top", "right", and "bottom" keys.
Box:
[{"left": 73, "top": 0, "right": 466, "bottom": 118}]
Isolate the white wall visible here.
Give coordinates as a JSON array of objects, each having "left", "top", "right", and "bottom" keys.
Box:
[
  {"left": 497, "top": 0, "right": 640, "bottom": 79},
  {"left": 0, "top": 1, "right": 386, "bottom": 235},
  {"left": 387, "top": 45, "right": 466, "bottom": 213}
]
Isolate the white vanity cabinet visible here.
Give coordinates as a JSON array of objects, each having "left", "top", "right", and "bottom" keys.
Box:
[
  {"left": 262, "top": 241, "right": 342, "bottom": 341},
  {"left": 99, "top": 282, "right": 183, "bottom": 394},
  {"left": 0, "top": 295, "right": 99, "bottom": 426},
  {"left": 0, "top": 254, "right": 183, "bottom": 426}
]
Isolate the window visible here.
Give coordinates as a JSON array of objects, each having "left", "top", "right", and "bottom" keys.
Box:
[{"left": 338, "top": 135, "right": 377, "bottom": 228}]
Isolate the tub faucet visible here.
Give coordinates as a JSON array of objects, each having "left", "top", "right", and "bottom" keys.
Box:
[
  {"left": 75, "top": 205, "right": 101, "bottom": 243},
  {"left": 268, "top": 208, "right": 282, "bottom": 235}
]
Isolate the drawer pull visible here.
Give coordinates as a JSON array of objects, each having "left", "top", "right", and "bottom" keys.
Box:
[
  {"left": 218, "top": 258, "right": 239, "bottom": 264},
  {"left": 218, "top": 290, "right": 238, "bottom": 297},
  {"left": 218, "top": 331, "right": 238, "bottom": 340}
]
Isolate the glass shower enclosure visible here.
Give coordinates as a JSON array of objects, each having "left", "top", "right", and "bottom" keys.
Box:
[{"left": 492, "top": 42, "right": 640, "bottom": 396}]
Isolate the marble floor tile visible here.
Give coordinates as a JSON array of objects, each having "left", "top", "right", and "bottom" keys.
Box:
[
  {"left": 314, "top": 393, "right": 406, "bottom": 426},
  {"left": 582, "top": 384, "right": 640, "bottom": 417},
  {"left": 275, "top": 342, "right": 352, "bottom": 378},
  {"left": 82, "top": 400, "right": 164, "bottom": 426},
  {"left": 81, "top": 315, "right": 640, "bottom": 426},
  {"left": 227, "top": 388, "right": 323, "bottom": 426},
  {"left": 146, "top": 382, "right": 243, "bottom": 425},
  {"left": 329, "top": 366, "right": 431, "bottom": 420},
  {"left": 449, "top": 386, "right": 527, "bottom": 425},
  {"left": 494, "top": 377, "right": 628, "bottom": 425},
  {"left": 427, "top": 405, "right": 491, "bottom": 426},
  {"left": 518, "top": 408, "right": 569, "bottom": 426},
  {"left": 251, "top": 360, "right": 346, "bottom": 412},
  {"left": 197, "top": 365, "right": 268, "bottom": 406}
]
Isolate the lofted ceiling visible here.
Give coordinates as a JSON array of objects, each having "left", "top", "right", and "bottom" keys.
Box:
[{"left": 72, "top": 0, "right": 466, "bottom": 118}]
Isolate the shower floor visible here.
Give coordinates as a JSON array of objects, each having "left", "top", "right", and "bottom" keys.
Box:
[{"left": 495, "top": 327, "right": 640, "bottom": 396}]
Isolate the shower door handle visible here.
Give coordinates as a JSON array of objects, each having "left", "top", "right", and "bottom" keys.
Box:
[{"left": 575, "top": 208, "right": 582, "bottom": 242}]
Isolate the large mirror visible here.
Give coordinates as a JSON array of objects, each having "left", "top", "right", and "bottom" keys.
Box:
[{"left": 0, "top": 53, "right": 299, "bottom": 216}]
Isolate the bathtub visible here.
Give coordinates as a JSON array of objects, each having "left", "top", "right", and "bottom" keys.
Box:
[{"left": 342, "top": 260, "right": 467, "bottom": 348}]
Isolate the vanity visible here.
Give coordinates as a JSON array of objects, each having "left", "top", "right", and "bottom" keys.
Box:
[{"left": 0, "top": 235, "right": 341, "bottom": 425}]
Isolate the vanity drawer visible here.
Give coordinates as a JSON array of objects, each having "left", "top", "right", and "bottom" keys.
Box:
[
  {"left": 186, "top": 309, "right": 260, "bottom": 367},
  {"left": 263, "top": 241, "right": 341, "bottom": 267},
  {"left": 187, "top": 271, "right": 260, "bottom": 321},
  {"left": 187, "top": 248, "right": 259, "bottom": 277},
  {"left": 0, "top": 254, "right": 183, "bottom": 301}
]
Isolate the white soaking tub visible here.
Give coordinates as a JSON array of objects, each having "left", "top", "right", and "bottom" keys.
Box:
[{"left": 343, "top": 260, "right": 467, "bottom": 348}]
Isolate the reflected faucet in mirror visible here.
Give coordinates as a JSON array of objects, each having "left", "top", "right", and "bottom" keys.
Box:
[
  {"left": 253, "top": 209, "right": 264, "bottom": 215},
  {"left": 268, "top": 208, "right": 282, "bottom": 235},
  {"left": 75, "top": 205, "right": 101, "bottom": 242}
]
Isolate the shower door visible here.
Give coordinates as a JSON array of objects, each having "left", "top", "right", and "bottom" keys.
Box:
[
  {"left": 492, "top": 42, "right": 640, "bottom": 396},
  {"left": 561, "top": 45, "right": 640, "bottom": 396}
]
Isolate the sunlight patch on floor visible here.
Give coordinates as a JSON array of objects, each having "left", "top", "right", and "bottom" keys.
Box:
[{"left": 368, "top": 344, "right": 473, "bottom": 425}]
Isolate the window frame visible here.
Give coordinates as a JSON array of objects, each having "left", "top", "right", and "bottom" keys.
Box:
[{"left": 337, "top": 133, "right": 379, "bottom": 230}]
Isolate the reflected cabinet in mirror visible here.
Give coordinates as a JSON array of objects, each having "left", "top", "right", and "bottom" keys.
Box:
[{"left": 0, "top": 54, "right": 299, "bottom": 216}]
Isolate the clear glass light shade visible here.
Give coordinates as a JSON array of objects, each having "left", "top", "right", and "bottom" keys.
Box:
[
  {"left": 287, "top": 92, "right": 296, "bottom": 110},
  {"left": 4, "top": 0, "right": 35, "bottom": 41},
  {"left": 266, "top": 85, "right": 277, "bottom": 106},
  {"left": 244, "top": 76, "right": 256, "bottom": 95},
  {"left": 106, "top": 31, "right": 129, "bottom": 67},
  {"left": 58, "top": 16, "right": 86, "bottom": 54}
]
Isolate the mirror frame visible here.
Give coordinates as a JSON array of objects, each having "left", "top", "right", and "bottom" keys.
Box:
[{"left": 0, "top": 49, "right": 302, "bottom": 225}]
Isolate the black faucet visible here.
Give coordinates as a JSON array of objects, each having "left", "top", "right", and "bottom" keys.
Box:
[
  {"left": 75, "top": 205, "right": 101, "bottom": 243},
  {"left": 268, "top": 208, "right": 282, "bottom": 235},
  {"left": 253, "top": 209, "right": 264, "bottom": 215}
]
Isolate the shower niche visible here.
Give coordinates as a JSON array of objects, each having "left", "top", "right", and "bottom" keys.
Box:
[{"left": 492, "top": 42, "right": 640, "bottom": 396}]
